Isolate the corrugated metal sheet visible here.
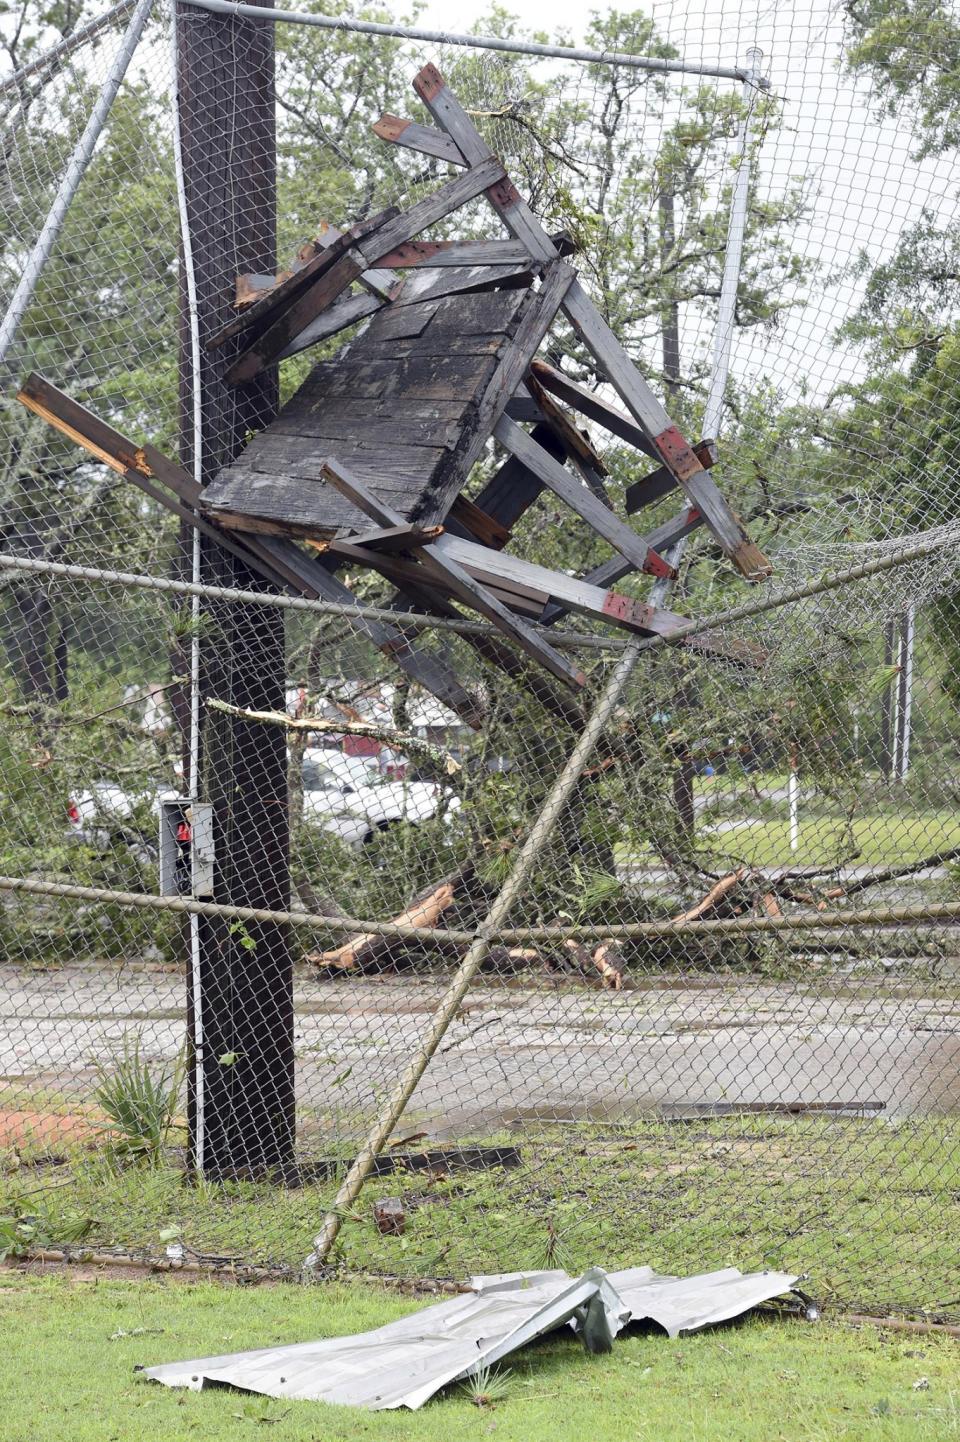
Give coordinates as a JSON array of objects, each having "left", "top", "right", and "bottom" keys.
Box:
[{"left": 141, "top": 1264, "right": 799, "bottom": 1410}]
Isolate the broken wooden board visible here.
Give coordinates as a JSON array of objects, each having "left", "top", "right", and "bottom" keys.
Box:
[
  {"left": 203, "top": 274, "right": 574, "bottom": 537},
  {"left": 408, "top": 65, "right": 772, "bottom": 583},
  {"left": 15, "top": 375, "right": 486, "bottom": 729},
  {"left": 318, "top": 459, "right": 587, "bottom": 690},
  {"left": 227, "top": 157, "right": 508, "bottom": 385}
]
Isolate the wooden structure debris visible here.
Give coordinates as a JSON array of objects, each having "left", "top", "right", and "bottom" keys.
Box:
[
  {"left": 18, "top": 60, "right": 772, "bottom": 725},
  {"left": 195, "top": 62, "right": 771, "bottom": 693}
]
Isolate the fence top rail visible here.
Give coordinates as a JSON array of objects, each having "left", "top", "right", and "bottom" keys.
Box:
[
  {"left": 1, "top": 523, "right": 958, "bottom": 658},
  {"left": 2, "top": 874, "right": 959, "bottom": 945},
  {"left": 0, "top": 0, "right": 138, "bottom": 99},
  {"left": 175, "top": 0, "right": 769, "bottom": 87},
  {"left": 0, "top": 550, "right": 623, "bottom": 650}
]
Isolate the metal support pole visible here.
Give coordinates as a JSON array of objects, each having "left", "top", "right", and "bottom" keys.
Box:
[
  {"left": 0, "top": 0, "right": 155, "bottom": 370},
  {"left": 0, "top": 0, "right": 138, "bottom": 101},
  {"left": 306, "top": 638, "right": 644, "bottom": 1268},
  {"left": 177, "top": 0, "right": 767, "bottom": 84},
  {"left": 895, "top": 606, "right": 915, "bottom": 782},
  {"left": 650, "top": 45, "right": 765, "bottom": 611}
]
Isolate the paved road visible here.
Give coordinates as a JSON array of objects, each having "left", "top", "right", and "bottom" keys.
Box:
[{"left": 3, "top": 964, "right": 959, "bottom": 1140}]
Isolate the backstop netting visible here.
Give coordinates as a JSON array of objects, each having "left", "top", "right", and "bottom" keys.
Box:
[{"left": 2, "top": 0, "right": 960, "bottom": 1320}]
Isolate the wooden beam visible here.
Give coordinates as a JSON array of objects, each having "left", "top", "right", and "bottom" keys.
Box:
[
  {"left": 528, "top": 359, "right": 655, "bottom": 457},
  {"left": 206, "top": 210, "right": 393, "bottom": 350},
  {"left": 448, "top": 495, "right": 511, "bottom": 549},
  {"left": 319, "top": 459, "right": 587, "bottom": 689},
  {"left": 16, "top": 374, "right": 485, "bottom": 728},
  {"left": 524, "top": 370, "right": 608, "bottom": 478},
  {"left": 429, "top": 532, "right": 760, "bottom": 665},
  {"left": 493, "top": 416, "right": 673, "bottom": 580},
  {"left": 373, "top": 113, "right": 466, "bottom": 167},
  {"left": 539, "top": 505, "right": 702, "bottom": 625},
  {"left": 410, "top": 64, "right": 772, "bottom": 582},
  {"left": 228, "top": 157, "right": 508, "bottom": 385},
  {"left": 342, "top": 522, "right": 445, "bottom": 552},
  {"left": 625, "top": 438, "right": 718, "bottom": 515},
  {"left": 276, "top": 291, "right": 383, "bottom": 360},
  {"left": 375, "top": 239, "right": 533, "bottom": 269}
]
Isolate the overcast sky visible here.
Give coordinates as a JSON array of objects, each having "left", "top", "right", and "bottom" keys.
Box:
[{"left": 409, "top": 0, "right": 957, "bottom": 411}]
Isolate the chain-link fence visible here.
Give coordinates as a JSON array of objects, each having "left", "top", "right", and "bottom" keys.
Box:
[{"left": 3, "top": 0, "right": 960, "bottom": 1321}]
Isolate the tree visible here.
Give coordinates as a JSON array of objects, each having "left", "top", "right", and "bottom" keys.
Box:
[{"left": 843, "top": 0, "right": 960, "bottom": 158}]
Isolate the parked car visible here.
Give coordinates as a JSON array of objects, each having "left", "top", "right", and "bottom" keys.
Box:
[
  {"left": 66, "top": 782, "right": 177, "bottom": 861},
  {"left": 300, "top": 748, "right": 459, "bottom": 848}
]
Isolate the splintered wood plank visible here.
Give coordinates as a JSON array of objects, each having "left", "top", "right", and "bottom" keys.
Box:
[
  {"left": 227, "top": 251, "right": 365, "bottom": 384},
  {"left": 373, "top": 113, "right": 466, "bottom": 166},
  {"left": 415, "top": 261, "right": 574, "bottom": 525},
  {"left": 493, "top": 416, "right": 670, "bottom": 578},
  {"left": 625, "top": 438, "right": 718, "bottom": 515},
  {"left": 340, "top": 523, "right": 445, "bottom": 552},
  {"left": 311, "top": 218, "right": 397, "bottom": 300},
  {"left": 207, "top": 210, "right": 394, "bottom": 350},
  {"left": 410, "top": 64, "right": 772, "bottom": 582},
  {"left": 17, "top": 373, "right": 203, "bottom": 504},
  {"left": 228, "top": 160, "right": 507, "bottom": 386},
  {"left": 277, "top": 291, "right": 383, "bottom": 361},
  {"left": 319, "top": 459, "right": 586, "bottom": 689},
  {"left": 375, "top": 239, "right": 533, "bottom": 268}
]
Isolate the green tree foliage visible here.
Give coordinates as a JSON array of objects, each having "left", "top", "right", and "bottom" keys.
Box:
[{"left": 843, "top": 0, "right": 960, "bottom": 158}]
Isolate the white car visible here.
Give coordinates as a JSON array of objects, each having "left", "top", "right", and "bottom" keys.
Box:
[
  {"left": 300, "top": 749, "right": 459, "bottom": 847},
  {"left": 66, "top": 782, "right": 177, "bottom": 859}
]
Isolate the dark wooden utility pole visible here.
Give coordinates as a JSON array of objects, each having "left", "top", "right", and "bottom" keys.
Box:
[{"left": 175, "top": 0, "right": 294, "bottom": 1180}]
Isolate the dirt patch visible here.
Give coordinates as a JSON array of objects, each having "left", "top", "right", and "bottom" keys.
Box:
[{"left": 0, "top": 1109, "right": 107, "bottom": 1154}]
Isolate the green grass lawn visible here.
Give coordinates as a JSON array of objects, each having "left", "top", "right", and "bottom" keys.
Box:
[
  {"left": 709, "top": 812, "right": 960, "bottom": 869},
  {"left": 5, "top": 1116, "right": 960, "bottom": 1318},
  {"left": 1, "top": 1269, "right": 958, "bottom": 1441}
]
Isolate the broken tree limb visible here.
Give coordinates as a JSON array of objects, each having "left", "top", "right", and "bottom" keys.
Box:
[
  {"left": 672, "top": 868, "right": 746, "bottom": 924},
  {"left": 310, "top": 867, "right": 475, "bottom": 971},
  {"left": 819, "top": 845, "right": 960, "bottom": 900},
  {"left": 203, "top": 697, "right": 461, "bottom": 777},
  {"left": 592, "top": 940, "right": 626, "bottom": 989}
]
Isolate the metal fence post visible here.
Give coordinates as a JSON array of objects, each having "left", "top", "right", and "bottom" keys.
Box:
[
  {"left": 650, "top": 44, "right": 765, "bottom": 611},
  {"left": 307, "top": 638, "right": 644, "bottom": 1267},
  {"left": 0, "top": 0, "right": 155, "bottom": 369}
]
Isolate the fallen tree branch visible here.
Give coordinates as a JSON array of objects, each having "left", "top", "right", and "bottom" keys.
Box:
[
  {"left": 592, "top": 939, "right": 625, "bottom": 989},
  {"left": 672, "top": 868, "right": 746, "bottom": 924},
  {"left": 205, "top": 697, "right": 461, "bottom": 777},
  {"left": 819, "top": 845, "right": 960, "bottom": 900},
  {"left": 309, "top": 866, "right": 478, "bottom": 971}
]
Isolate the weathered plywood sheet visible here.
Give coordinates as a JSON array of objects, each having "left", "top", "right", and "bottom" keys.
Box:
[{"left": 202, "top": 286, "right": 535, "bottom": 536}]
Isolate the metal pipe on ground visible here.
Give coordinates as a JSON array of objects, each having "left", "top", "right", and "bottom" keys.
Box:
[{"left": 305, "top": 637, "right": 645, "bottom": 1267}]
